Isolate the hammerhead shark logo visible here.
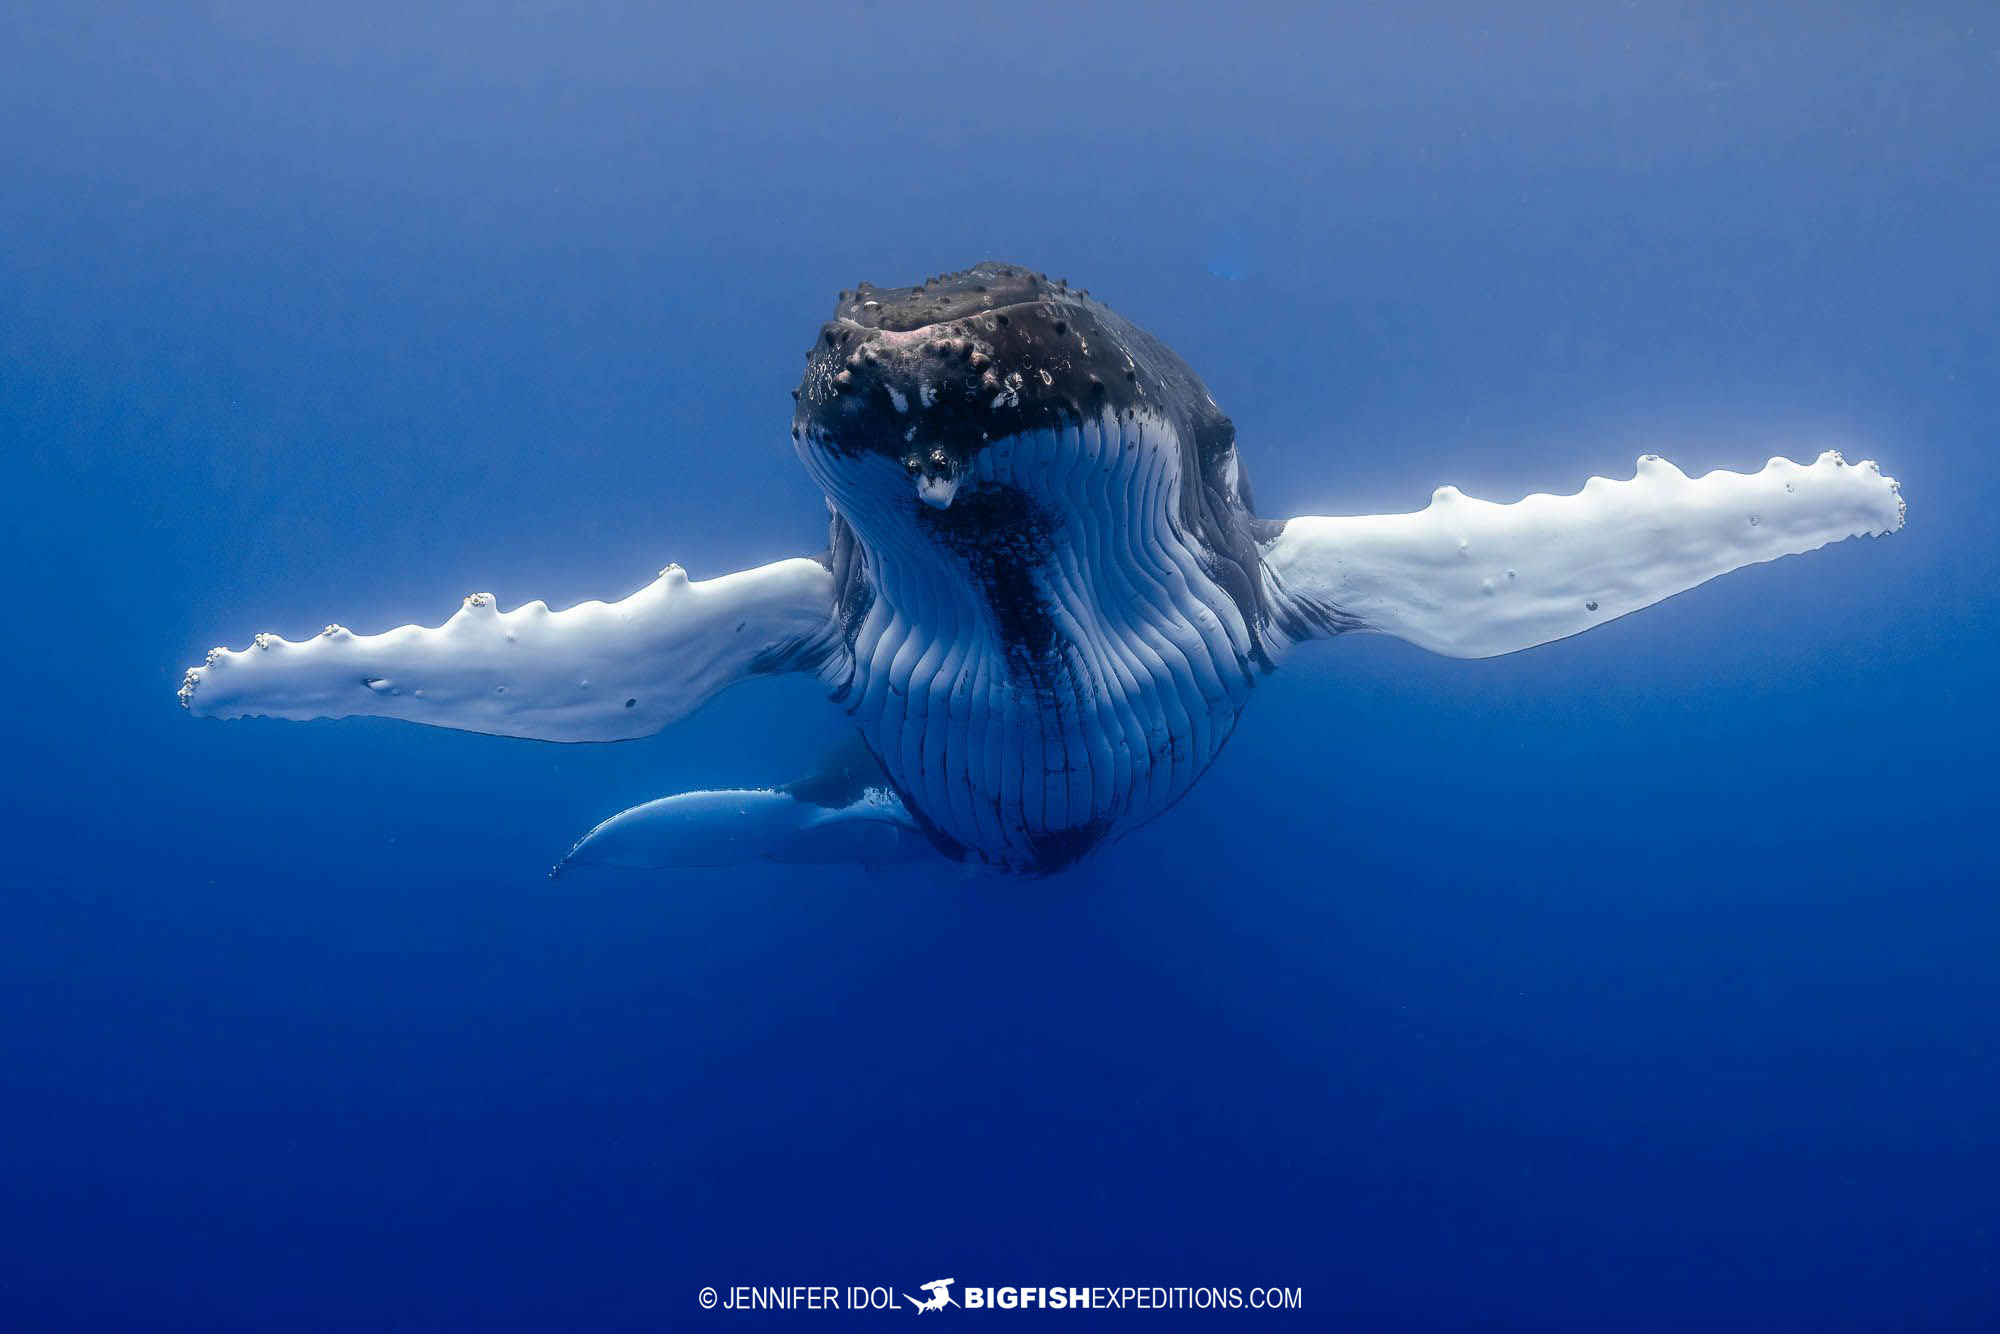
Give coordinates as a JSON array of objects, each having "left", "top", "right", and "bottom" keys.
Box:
[{"left": 904, "top": 1277, "right": 957, "bottom": 1313}]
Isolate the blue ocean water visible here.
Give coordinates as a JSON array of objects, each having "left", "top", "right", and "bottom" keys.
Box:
[{"left": 4, "top": 4, "right": 1996, "bottom": 1329}]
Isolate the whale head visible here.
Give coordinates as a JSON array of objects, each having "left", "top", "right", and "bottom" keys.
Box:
[{"left": 791, "top": 262, "right": 1274, "bottom": 662}]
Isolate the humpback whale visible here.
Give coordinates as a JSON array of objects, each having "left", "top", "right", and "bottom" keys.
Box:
[{"left": 179, "top": 263, "right": 1905, "bottom": 876}]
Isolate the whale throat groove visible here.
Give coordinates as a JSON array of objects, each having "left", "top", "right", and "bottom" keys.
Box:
[{"left": 815, "top": 410, "right": 1258, "bottom": 873}]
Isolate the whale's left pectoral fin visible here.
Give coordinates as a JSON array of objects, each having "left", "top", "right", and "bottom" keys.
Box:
[
  {"left": 1263, "top": 451, "right": 1904, "bottom": 658},
  {"left": 179, "top": 557, "right": 837, "bottom": 742}
]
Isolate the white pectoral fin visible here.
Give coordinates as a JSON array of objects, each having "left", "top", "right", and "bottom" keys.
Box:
[
  {"left": 180, "top": 557, "right": 837, "bottom": 741},
  {"left": 1264, "top": 451, "right": 1905, "bottom": 659}
]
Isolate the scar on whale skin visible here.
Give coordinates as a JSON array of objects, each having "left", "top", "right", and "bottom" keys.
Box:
[{"left": 181, "top": 263, "right": 1905, "bottom": 876}]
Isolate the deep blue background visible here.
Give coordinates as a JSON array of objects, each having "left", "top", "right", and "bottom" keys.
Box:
[{"left": 4, "top": 4, "right": 1996, "bottom": 1329}]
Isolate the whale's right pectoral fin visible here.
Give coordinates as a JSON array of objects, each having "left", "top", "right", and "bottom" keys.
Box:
[
  {"left": 1263, "top": 451, "right": 1904, "bottom": 659},
  {"left": 179, "top": 557, "right": 839, "bottom": 742}
]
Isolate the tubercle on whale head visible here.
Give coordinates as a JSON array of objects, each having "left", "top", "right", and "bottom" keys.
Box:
[
  {"left": 790, "top": 262, "right": 1283, "bottom": 663},
  {"left": 789, "top": 262, "right": 1188, "bottom": 478},
  {"left": 886, "top": 441, "right": 959, "bottom": 509}
]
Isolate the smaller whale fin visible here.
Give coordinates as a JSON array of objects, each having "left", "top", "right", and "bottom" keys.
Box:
[
  {"left": 1262, "top": 451, "right": 1904, "bottom": 658},
  {"left": 552, "top": 735, "right": 934, "bottom": 876}
]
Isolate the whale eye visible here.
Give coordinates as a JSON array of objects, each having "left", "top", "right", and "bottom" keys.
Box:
[{"left": 903, "top": 455, "right": 923, "bottom": 474}]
